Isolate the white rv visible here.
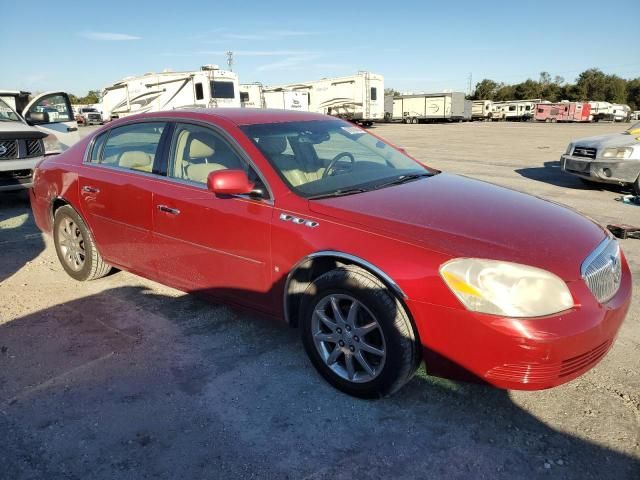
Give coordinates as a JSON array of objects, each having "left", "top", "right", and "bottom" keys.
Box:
[
  {"left": 239, "top": 84, "right": 309, "bottom": 111},
  {"left": 270, "top": 72, "right": 384, "bottom": 126},
  {"left": 588, "top": 102, "right": 630, "bottom": 122},
  {"left": 491, "top": 100, "right": 539, "bottom": 121},
  {"left": 391, "top": 92, "right": 471, "bottom": 123},
  {"left": 102, "top": 65, "right": 239, "bottom": 119},
  {"left": 472, "top": 100, "right": 493, "bottom": 120}
]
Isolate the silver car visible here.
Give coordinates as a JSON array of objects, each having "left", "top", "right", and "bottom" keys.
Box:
[{"left": 561, "top": 122, "right": 640, "bottom": 194}]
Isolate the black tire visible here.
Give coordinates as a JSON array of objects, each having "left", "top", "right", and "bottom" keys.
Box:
[
  {"left": 53, "top": 205, "right": 111, "bottom": 281},
  {"left": 300, "top": 265, "right": 420, "bottom": 398},
  {"left": 633, "top": 175, "right": 640, "bottom": 196}
]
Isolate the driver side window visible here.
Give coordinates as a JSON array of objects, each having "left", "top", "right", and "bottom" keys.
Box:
[{"left": 27, "top": 93, "right": 73, "bottom": 123}]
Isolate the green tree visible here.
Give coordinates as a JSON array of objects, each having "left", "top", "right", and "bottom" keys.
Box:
[
  {"left": 472, "top": 79, "right": 499, "bottom": 100},
  {"left": 626, "top": 78, "right": 640, "bottom": 110}
]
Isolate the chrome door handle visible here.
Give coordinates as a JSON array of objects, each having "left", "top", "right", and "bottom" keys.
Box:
[
  {"left": 157, "top": 205, "right": 180, "bottom": 215},
  {"left": 82, "top": 186, "right": 100, "bottom": 193}
]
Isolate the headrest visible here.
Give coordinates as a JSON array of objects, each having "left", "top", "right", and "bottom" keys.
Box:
[
  {"left": 258, "top": 136, "right": 287, "bottom": 155},
  {"left": 187, "top": 163, "right": 226, "bottom": 183},
  {"left": 119, "top": 151, "right": 151, "bottom": 169},
  {"left": 189, "top": 137, "right": 215, "bottom": 159}
]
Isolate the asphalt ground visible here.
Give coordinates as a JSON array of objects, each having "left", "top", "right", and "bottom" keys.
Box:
[{"left": 0, "top": 121, "right": 638, "bottom": 479}]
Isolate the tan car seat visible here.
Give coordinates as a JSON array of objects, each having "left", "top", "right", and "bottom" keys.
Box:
[
  {"left": 257, "top": 136, "right": 324, "bottom": 186},
  {"left": 118, "top": 151, "right": 153, "bottom": 172}
]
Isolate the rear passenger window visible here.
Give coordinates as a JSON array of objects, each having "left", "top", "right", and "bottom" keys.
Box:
[
  {"left": 89, "top": 132, "right": 108, "bottom": 163},
  {"left": 101, "top": 122, "right": 166, "bottom": 173}
]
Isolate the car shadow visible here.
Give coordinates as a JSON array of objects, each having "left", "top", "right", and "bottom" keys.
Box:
[
  {"left": 0, "top": 284, "right": 637, "bottom": 479},
  {"left": 515, "top": 161, "right": 632, "bottom": 193},
  {"left": 0, "top": 190, "right": 45, "bottom": 283}
]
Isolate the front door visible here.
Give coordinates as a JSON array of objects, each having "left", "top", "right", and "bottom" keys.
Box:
[
  {"left": 151, "top": 121, "right": 274, "bottom": 311},
  {"left": 22, "top": 92, "right": 80, "bottom": 151},
  {"left": 77, "top": 121, "right": 169, "bottom": 275}
]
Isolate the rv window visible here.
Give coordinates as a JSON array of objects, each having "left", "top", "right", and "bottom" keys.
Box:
[
  {"left": 211, "top": 81, "right": 235, "bottom": 99},
  {"left": 509, "top": 106, "right": 516, "bottom": 111},
  {"left": 537, "top": 108, "right": 544, "bottom": 113},
  {"left": 525, "top": 105, "right": 531, "bottom": 111},
  {"left": 240, "top": 91, "right": 249, "bottom": 102},
  {"left": 370, "top": 88, "right": 377, "bottom": 101},
  {"left": 195, "top": 83, "right": 204, "bottom": 100}
]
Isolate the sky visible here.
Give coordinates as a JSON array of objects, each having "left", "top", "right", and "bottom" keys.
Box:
[{"left": 2, "top": 0, "right": 638, "bottom": 96}]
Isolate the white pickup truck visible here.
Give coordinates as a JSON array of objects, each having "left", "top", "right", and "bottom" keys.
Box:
[
  {"left": 561, "top": 122, "right": 640, "bottom": 194},
  {"left": 0, "top": 91, "right": 80, "bottom": 192}
]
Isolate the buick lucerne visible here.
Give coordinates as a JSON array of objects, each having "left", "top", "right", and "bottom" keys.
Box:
[{"left": 30, "top": 109, "right": 631, "bottom": 397}]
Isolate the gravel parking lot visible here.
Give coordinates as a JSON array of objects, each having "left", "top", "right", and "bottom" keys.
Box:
[{"left": 1, "top": 121, "right": 638, "bottom": 479}]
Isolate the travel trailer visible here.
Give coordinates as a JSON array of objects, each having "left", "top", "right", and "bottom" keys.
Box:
[
  {"left": 588, "top": 102, "right": 631, "bottom": 122},
  {"left": 269, "top": 72, "right": 384, "bottom": 126},
  {"left": 239, "top": 84, "right": 309, "bottom": 111},
  {"left": 534, "top": 102, "right": 591, "bottom": 123},
  {"left": 101, "top": 65, "right": 240, "bottom": 119},
  {"left": 391, "top": 92, "right": 471, "bottom": 123},
  {"left": 472, "top": 100, "right": 493, "bottom": 120},
  {"left": 492, "top": 100, "right": 539, "bottom": 121}
]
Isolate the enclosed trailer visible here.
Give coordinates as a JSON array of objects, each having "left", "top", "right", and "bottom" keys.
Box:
[
  {"left": 472, "top": 100, "right": 493, "bottom": 120},
  {"left": 534, "top": 102, "right": 591, "bottom": 122},
  {"left": 270, "top": 71, "right": 384, "bottom": 125},
  {"left": 102, "top": 65, "right": 240, "bottom": 119},
  {"left": 491, "top": 100, "right": 539, "bottom": 121},
  {"left": 391, "top": 92, "right": 470, "bottom": 123}
]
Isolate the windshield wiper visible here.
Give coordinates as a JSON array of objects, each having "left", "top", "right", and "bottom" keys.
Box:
[
  {"left": 373, "top": 172, "right": 432, "bottom": 190},
  {"left": 307, "top": 187, "right": 370, "bottom": 200}
]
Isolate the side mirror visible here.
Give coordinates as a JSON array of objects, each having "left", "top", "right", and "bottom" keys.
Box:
[
  {"left": 25, "top": 111, "right": 50, "bottom": 125},
  {"left": 207, "top": 169, "right": 255, "bottom": 196}
]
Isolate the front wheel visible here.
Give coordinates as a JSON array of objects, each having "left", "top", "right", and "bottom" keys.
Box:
[
  {"left": 53, "top": 205, "right": 112, "bottom": 281},
  {"left": 633, "top": 175, "right": 640, "bottom": 196},
  {"left": 300, "top": 266, "right": 420, "bottom": 398}
]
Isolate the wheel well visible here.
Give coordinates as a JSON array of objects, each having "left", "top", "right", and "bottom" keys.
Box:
[
  {"left": 51, "top": 197, "right": 69, "bottom": 221},
  {"left": 284, "top": 254, "right": 406, "bottom": 328}
]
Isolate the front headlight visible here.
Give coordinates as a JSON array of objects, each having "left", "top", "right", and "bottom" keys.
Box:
[
  {"left": 602, "top": 147, "right": 632, "bottom": 159},
  {"left": 43, "top": 133, "right": 64, "bottom": 155},
  {"left": 565, "top": 143, "right": 573, "bottom": 155},
  {"left": 439, "top": 259, "right": 574, "bottom": 317}
]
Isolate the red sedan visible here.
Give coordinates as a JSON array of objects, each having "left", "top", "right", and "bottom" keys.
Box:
[{"left": 30, "top": 109, "right": 631, "bottom": 398}]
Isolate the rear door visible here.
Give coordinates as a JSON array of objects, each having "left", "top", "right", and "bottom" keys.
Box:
[
  {"left": 150, "top": 121, "right": 274, "bottom": 311},
  {"left": 22, "top": 92, "right": 80, "bottom": 151},
  {"left": 77, "top": 121, "right": 170, "bottom": 275}
]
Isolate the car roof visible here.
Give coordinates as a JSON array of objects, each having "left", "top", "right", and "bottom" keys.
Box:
[{"left": 129, "top": 108, "right": 334, "bottom": 126}]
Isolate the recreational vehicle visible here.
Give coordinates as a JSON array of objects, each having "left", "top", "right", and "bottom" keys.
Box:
[
  {"left": 588, "top": 102, "right": 631, "bottom": 122},
  {"left": 270, "top": 72, "right": 384, "bottom": 126},
  {"left": 391, "top": 92, "right": 471, "bottom": 123},
  {"left": 472, "top": 100, "right": 493, "bottom": 120},
  {"left": 101, "top": 65, "right": 240, "bottom": 119},
  {"left": 534, "top": 102, "right": 591, "bottom": 123},
  {"left": 239, "top": 84, "right": 309, "bottom": 111},
  {"left": 491, "top": 100, "right": 539, "bottom": 121}
]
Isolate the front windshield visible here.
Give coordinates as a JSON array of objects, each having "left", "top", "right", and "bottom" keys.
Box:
[
  {"left": 0, "top": 98, "right": 22, "bottom": 122},
  {"left": 241, "top": 120, "right": 432, "bottom": 198}
]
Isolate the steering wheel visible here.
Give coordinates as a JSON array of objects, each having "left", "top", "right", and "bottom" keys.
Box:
[{"left": 323, "top": 152, "right": 355, "bottom": 178}]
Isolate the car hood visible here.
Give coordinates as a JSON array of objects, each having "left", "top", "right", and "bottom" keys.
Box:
[
  {"left": 572, "top": 132, "right": 639, "bottom": 149},
  {"left": 308, "top": 173, "right": 606, "bottom": 281},
  {"left": 0, "top": 120, "right": 36, "bottom": 133}
]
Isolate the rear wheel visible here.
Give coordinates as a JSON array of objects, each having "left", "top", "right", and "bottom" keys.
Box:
[
  {"left": 300, "top": 266, "right": 420, "bottom": 398},
  {"left": 53, "top": 205, "right": 111, "bottom": 281},
  {"left": 633, "top": 175, "right": 640, "bottom": 195}
]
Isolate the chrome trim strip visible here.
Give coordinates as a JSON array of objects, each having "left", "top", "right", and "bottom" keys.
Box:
[{"left": 283, "top": 250, "right": 407, "bottom": 325}]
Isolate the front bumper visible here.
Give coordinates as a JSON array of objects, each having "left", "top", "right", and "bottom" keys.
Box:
[
  {"left": 561, "top": 154, "right": 640, "bottom": 184},
  {"left": 407, "top": 253, "right": 632, "bottom": 390},
  {"left": 0, "top": 156, "right": 42, "bottom": 191}
]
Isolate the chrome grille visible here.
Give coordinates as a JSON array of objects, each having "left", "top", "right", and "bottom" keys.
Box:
[
  {"left": 573, "top": 146, "right": 596, "bottom": 159},
  {"left": 581, "top": 238, "right": 622, "bottom": 304},
  {"left": 0, "top": 140, "right": 18, "bottom": 159},
  {"left": 25, "top": 139, "right": 44, "bottom": 157}
]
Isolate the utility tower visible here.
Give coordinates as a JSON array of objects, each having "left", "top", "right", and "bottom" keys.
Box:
[{"left": 226, "top": 51, "right": 234, "bottom": 71}]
